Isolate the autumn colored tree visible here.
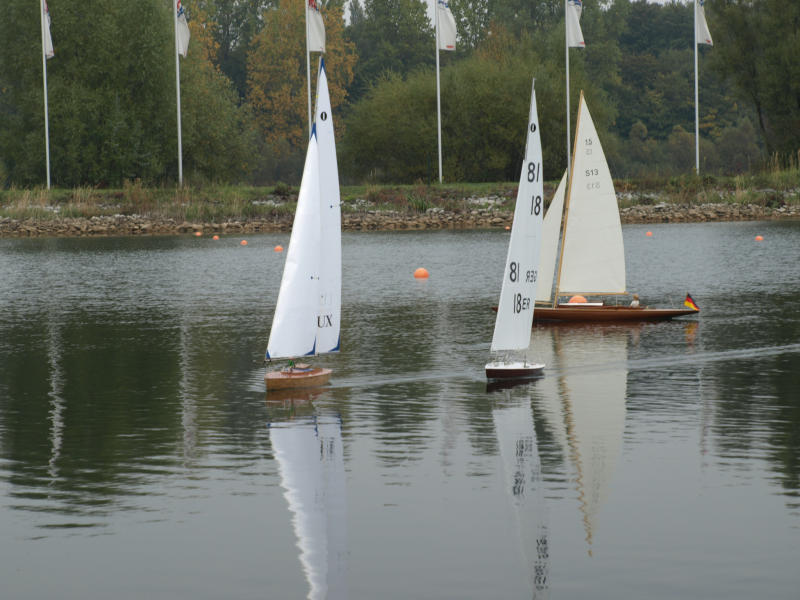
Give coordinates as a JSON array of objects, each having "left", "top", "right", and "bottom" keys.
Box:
[{"left": 247, "top": 0, "right": 356, "bottom": 156}]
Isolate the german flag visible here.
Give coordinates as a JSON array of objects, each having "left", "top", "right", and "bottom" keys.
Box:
[{"left": 684, "top": 293, "right": 699, "bottom": 311}]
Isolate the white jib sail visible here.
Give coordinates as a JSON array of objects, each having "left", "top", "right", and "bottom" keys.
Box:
[
  {"left": 535, "top": 169, "right": 567, "bottom": 303},
  {"left": 558, "top": 94, "right": 626, "bottom": 296},
  {"left": 314, "top": 59, "right": 342, "bottom": 354},
  {"left": 490, "top": 80, "right": 544, "bottom": 353},
  {"left": 267, "top": 129, "right": 322, "bottom": 359}
]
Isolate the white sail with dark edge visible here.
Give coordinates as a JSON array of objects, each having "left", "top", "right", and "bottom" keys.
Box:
[
  {"left": 490, "top": 80, "right": 545, "bottom": 353},
  {"left": 314, "top": 58, "right": 341, "bottom": 354}
]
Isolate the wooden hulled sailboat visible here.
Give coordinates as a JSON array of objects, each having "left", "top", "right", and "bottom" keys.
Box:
[
  {"left": 265, "top": 60, "right": 341, "bottom": 390},
  {"left": 533, "top": 92, "right": 699, "bottom": 322},
  {"left": 485, "top": 80, "right": 545, "bottom": 380}
]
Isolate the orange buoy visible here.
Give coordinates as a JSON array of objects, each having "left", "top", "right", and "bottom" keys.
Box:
[
  {"left": 413, "top": 267, "right": 429, "bottom": 279},
  {"left": 505, "top": 226, "right": 511, "bottom": 231},
  {"left": 194, "top": 231, "right": 202, "bottom": 237},
  {"left": 274, "top": 245, "right": 284, "bottom": 252},
  {"left": 212, "top": 235, "right": 219, "bottom": 240},
  {"left": 240, "top": 240, "right": 248, "bottom": 246},
  {"left": 755, "top": 235, "right": 764, "bottom": 241},
  {"left": 646, "top": 231, "right": 653, "bottom": 237},
  {"left": 568, "top": 295, "right": 587, "bottom": 304}
]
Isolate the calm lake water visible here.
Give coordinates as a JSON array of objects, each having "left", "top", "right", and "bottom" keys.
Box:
[{"left": 1, "top": 221, "right": 799, "bottom": 599}]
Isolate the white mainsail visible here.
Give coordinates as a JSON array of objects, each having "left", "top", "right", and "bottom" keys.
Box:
[
  {"left": 314, "top": 59, "right": 341, "bottom": 354},
  {"left": 267, "top": 129, "right": 322, "bottom": 359},
  {"left": 271, "top": 416, "right": 348, "bottom": 600},
  {"left": 557, "top": 94, "right": 626, "bottom": 296},
  {"left": 490, "top": 80, "right": 544, "bottom": 353},
  {"left": 535, "top": 170, "right": 567, "bottom": 304}
]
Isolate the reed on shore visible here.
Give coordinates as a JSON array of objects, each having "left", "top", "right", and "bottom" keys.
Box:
[{"left": 1, "top": 167, "right": 798, "bottom": 224}]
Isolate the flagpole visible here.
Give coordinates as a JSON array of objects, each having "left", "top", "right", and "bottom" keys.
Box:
[
  {"left": 694, "top": 0, "right": 700, "bottom": 175},
  {"left": 306, "top": 1, "right": 313, "bottom": 137},
  {"left": 40, "top": 0, "right": 51, "bottom": 190},
  {"left": 565, "top": 0, "right": 571, "bottom": 182},
  {"left": 435, "top": 0, "right": 443, "bottom": 183},
  {"left": 174, "top": 2, "right": 184, "bottom": 187}
]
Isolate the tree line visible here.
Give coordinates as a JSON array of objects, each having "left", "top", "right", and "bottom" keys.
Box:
[{"left": 1, "top": 0, "right": 797, "bottom": 188}]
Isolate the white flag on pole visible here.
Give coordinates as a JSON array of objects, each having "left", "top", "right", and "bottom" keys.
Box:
[
  {"left": 43, "top": 1, "right": 54, "bottom": 59},
  {"left": 566, "top": 0, "right": 585, "bottom": 48},
  {"left": 307, "top": 0, "right": 326, "bottom": 53},
  {"left": 437, "top": 0, "right": 456, "bottom": 51},
  {"left": 695, "top": 0, "right": 713, "bottom": 46},
  {"left": 176, "top": 1, "right": 190, "bottom": 57}
]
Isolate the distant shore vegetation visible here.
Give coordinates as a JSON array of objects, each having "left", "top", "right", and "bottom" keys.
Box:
[
  {"left": 1, "top": 1, "right": 799, "bottom": 189},
  {"left": 2, "top": 163, "right": 798, "bottom": 224}
]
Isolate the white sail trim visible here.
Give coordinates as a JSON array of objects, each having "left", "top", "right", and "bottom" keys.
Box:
[
  {"left": 314, "top": 59, "right": 342, "bottom": 354},
  {"left": 267, "top": 133, "right": 322, "bottom": 359},
  {"left": 491, "top": 80, "right": 544, "bottom": 353},
  {"left": 558, "top": 97, "right": 626, "bottom": 295},
  {"left": 535, "top": 170, "right": 567, "bottom": 303}
]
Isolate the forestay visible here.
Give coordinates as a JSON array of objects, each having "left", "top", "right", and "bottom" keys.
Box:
[
  {"left": 558, "top": 94, "right": 626, "bottom": 296},
  {"left": 490, "top": 80, "right": 544, "bottom": 353}
]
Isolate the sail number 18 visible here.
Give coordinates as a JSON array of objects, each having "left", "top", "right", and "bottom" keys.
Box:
[{"left": 509, "top": 262, "right": 538, "bottom": 283}]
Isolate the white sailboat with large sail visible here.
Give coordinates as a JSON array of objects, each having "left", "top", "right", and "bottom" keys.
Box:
[
  {"left": 485, "top": 80, "right": 545, "bottom": 380},
  {"left": 533, "top": 92, "right": 699, "bottom": 322},
  {"left": 270, "top": 414, "right": 348, "bottom": 599},
  {"left": 266, "top": 59, "right": 341, "bottom": 390}
]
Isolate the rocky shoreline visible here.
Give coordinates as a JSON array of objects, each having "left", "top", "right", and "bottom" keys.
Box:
[{"left": 1, "top": 201, "right": 798, "bottom": 238}]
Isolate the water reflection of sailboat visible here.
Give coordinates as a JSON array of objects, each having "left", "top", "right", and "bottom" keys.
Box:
[
  {"left": 534, "top": 324, "right": 628, "bottom": 554},
  {"left": 46, "top": 320, "right": 65, "bottom": 483},
  {"left": 269, "top": 407, "right": 347, "bottom": 600},
  {"left": 492, "top": 396, "right": 549, "bottom": 598}
]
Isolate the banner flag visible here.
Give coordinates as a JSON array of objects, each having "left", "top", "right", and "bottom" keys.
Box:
[
  {"left": 695, "top": 0, "right": 713, "bottom": 46},
  {"left": 437, "top": 0, "right": 456, "bottom": 51},
  {"left": 177, "top": 1, "right": 190, "bottom": 57},
  {"left": 43, "top": 1, "right": 54, "bottom": 59},
  {"left": 566, "top": 0, "right": 585, "bottom": 48},
  {"left": 307, "top": 0, "right": 326, "bottom": 53}
]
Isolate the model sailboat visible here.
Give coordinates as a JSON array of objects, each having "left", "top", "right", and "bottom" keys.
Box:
[
  {"left": 485, "top": 80, "right": 545, "bottom": 380},
  {"left": 533, "top": 92, "right": 699, "bottom": 322},
  {"left": 265, "top": 59, "right": 341, "bottom": 390}
]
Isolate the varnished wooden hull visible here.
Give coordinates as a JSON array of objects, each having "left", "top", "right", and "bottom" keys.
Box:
[
  {"left": 265, "top": 366, "right": 332, "bottom": 391},
  {"left": 532, "top": 305, "right": 698, "bottom": 323}
]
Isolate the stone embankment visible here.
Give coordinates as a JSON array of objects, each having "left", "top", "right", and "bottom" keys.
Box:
[{"left": 1, "top": 200, "right": 798, "bottom": 238}]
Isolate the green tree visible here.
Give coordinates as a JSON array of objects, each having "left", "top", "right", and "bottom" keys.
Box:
[
  {"left": 247, "top": 0, "right": 356, "bottom": 161},
  {"left": 192, "top": 0, "right": 274, "bottom": 99},
  {"left": 346, "top": 0, "right": 434, "bottom": 102},
  {"left": 0, "top": 0, "right": 254, "bottom": 186}
]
